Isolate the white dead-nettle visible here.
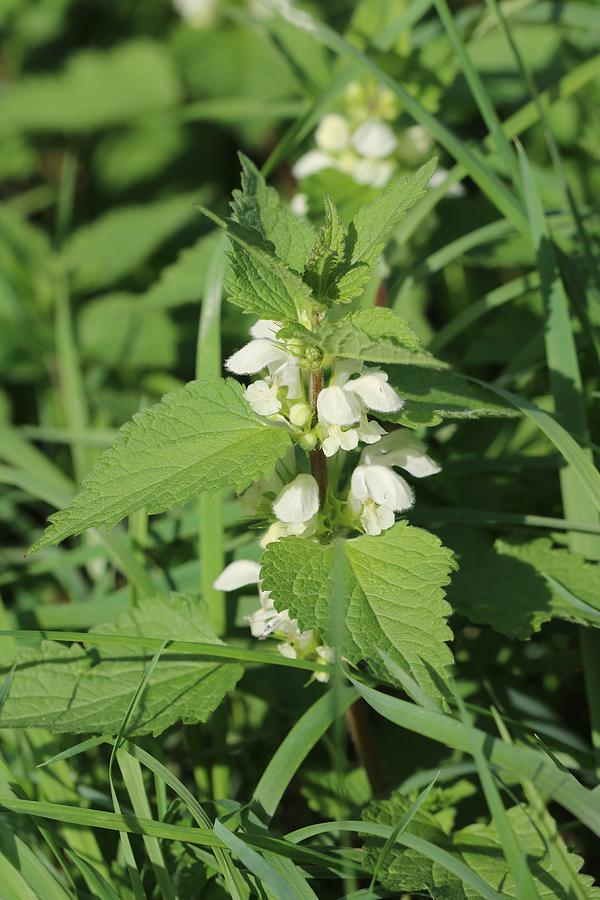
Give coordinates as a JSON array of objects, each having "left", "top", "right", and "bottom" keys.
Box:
[
  {"left": 292, "top": 111, "right": 399, "bottom": 189},
  {"left": 317, "top": 360, "right": 401, "bottom": 456},
  {"left": 213, "top": 558, "right": 330, "bottom": 676},
  {"left": 348, "top": 464, "right": 414, "bottom": 536},
  {"left": 173, "top": 0, "right": 218, "bottom": 27},
  {"left": 349, "top": 430, "right": 441, "bottom": 535},
  {"left": 227, "top": 319, "right": 302, "bottom": 417},
  {"left": 361, "top": 429, "right": 441, "bottom": 477},
  {"left": 290, "top": 192, "right": 309, "bottom": 216},
  {"left": 351, "top": 119, "right": 397, "bottom": 159},
  {"left": 272, "top": 473, "right": 319, "bottom": 524}
]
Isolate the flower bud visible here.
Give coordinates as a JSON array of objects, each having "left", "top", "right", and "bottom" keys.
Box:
[
  {"left": 299, "top": 432, "right": 318, "bottom": 451},
  {"left": 289, "top": 402, "right": 312, "bottom": 428}
]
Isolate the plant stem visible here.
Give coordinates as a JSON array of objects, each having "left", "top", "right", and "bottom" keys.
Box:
[
  {"left": 345, "top": 700, "right": 386, "bottom": 793},
  {"left": 309, "top": 369, "right": 327, "bottom": 503},
  {"left": 308, "top": 368, "right": 385, "bottom": 792}
]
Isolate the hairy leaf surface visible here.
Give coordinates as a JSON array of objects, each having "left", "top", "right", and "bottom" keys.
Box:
[
  {"left": 322, "top": 308, "right": 444, "bottom": 367},
  {"left": 232, "top": 155, "right": 315, "bottom": 271},
  {"left": 336, "top": 158, "right": 437, "bottom": 302},
  {"left": 30, "top": 377, "right": 291, "bottom": 553},
  {"left": 261, "top": 522, "right": 456, "bottom": 700},
  {"left": 384, "top": 366, "right": 518, "bottom": 426},
  {"left": 0, "top": 595, "right": 242, "bottom": 736}
]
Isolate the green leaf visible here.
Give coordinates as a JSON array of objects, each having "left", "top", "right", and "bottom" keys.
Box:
[
  {"left": 209, "top": 212, "right": 314, "bottom": 322},
  {"left": 303, "top": 194, "right": 346, "bottom": 301},
  {"left": 384, "top": 366, "right": 518, "bottom": 427},
  {"left": 144, "top": 232, "right": 223, "bottom": 310},
  {"left": 321, "top": 307, "right": 444, "bottom": 367},
  {"left": 301, "top": 767, "right": 371, "bottom": 821},
  {"left": 362, "top": 790, "right": 452, "bottom": 894},
  {"left": 29, "top": 377, "right": 291, "bottom": 554},
  {"left": 0, "top": 41, "right": 179, "bottom": 133},
  {"left": 443, "top": 528, "right": 600, "bottom": 638},
  {"left": 440, "top": 806, "right": 598, "bottom": 899},
  {"left": 261, "top": 522, "right": 456, "bottom": 701},
  {"left": 65, "top": 194, "right": 197, "bottom": 293},
  {"left": 232, "top": 154, "right": 315, "bottom": 272},
  {"left": 336, "top": 158, "right": 437, "bottom": 302},
  {"left": 0, "top": 594, "right": 242, "bottom": 736}
]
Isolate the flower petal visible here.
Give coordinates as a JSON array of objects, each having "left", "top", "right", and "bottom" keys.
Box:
[
  {"left": 351, "top": 464, "right": 413, "bottom": 511},
  {"left": 351, "top": 119, "right": 397, "bottom": 159},
  {"left": 317, "top": 385, "right": 362, "bottom": 425},
  {"left": 273, "top": 474, "right": 320, "bottom": 524},
  {"left": 315, "top": 113, "right": 350, "bottom": 152},
  {"left": 292, "top": 149, "right": 335, "bottom": 179},
  {"left": 226, "top": 339, "right": 288, "bottom": 375},
  {"left": 347, "top": 373, "right": 404, "bottom": 413},
  {"left": 213, "top": 559, "right": 261, "bottom": 591},
  {"left": 362, "top": 430, "right": 441, "bottom": 477},
  {"left": 250, "top": 319, "right": 281, "bottom": 340},
  {"left": 244, "top": 380, "right": 281, "bottom": 416}
]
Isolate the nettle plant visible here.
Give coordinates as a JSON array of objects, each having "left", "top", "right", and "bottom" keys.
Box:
[{"left": 19, "top": 154, "right": 461, "bottom": 711}]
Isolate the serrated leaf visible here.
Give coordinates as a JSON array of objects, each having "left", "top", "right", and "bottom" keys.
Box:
[
  {"left": 0, "top": 594, "right": 242, "bottom": 736},
  {"left": 0, "top": 41, "right": 179, "bottom": 133},
  {"left": 442, "top": 528, "right": 600, "bottom": 639},
  {"left": 303, "top": 194, "right": 346, "bottom": 301},
  {"left": 336, "top": 158, "right": 437, "bottom": 302},
  {"left": 444, "top": 806, "right": 599, "bottom": 899},
  {"left": 30, "top": 377, "right": 291, "bottom": 554},
  {"left": 383, "top": 366, "right": 519, "bottom": 427},
  {"left": 363, "top": 791, "right": 452, "bottom": 893},
  {"left": 301, "top": 768, "right": 371, "bottom": 820},
  {"left": 261, "top": 522, "right": 456, "bottom": 701},
  {"left": 365, "top": 798, "right": 598, "bottom": 898},
  {"left": 232, "top": 154, "right": 315, "bottom": 272},
  {"left": 203, "top": 209, "right": 314, "bottom": 322},
  {"left": 65, "top": 194, "right": 197, "bottom": 293},
  {"left": 322, "top": 308, "right": 444, "bottom": 367}
]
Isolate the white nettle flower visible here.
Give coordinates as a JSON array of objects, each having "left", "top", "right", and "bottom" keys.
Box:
[
  {"left": 290, "top": 192, "right": 309, "bottom": 216},
  {"left": 173, "top": 0, "right": 218, "bottom": 27},
  {"left": 361, "top": 429, "right": 441, "bottom": 478},
  {"left": 349, "top": 464, "right": 414, "bottom": 536},
  {"left": 352, "top": 158, "right": 395, "bottom": 188},
  {"left": 213, "top": 559, "right": 298, "bottom": 642},
  {"left": 226, "top": 321, "right": 302, "bottom": 416},
  {"left": 318, "top": 361, "right": 403, "bottom": 425},
  {"left": 351, "top": 119, "right": 397, "bottom": 160},
  {"left": 260, "top": 518, "right": 316, "bottom": 548},
  {"left": 273, "top": 473, "right": 319, "bottom": 524},
  {"left": 292, "top": 149, "right": 336, "bottom": 180},
  {"left": 315, "top": 113, "right": 351, "bottom": 153}
]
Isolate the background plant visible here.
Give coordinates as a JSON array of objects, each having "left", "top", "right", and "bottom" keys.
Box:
[{"left": 1, "top": 0, "right": 600, "bottom": 897}]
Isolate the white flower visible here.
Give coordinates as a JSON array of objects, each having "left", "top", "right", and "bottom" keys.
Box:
[
  {"left": 273, "top": 473, "right": 319, "bottom": 524},
  {"left": 173, "top": 0, "right": 217, "bottom": 27},
  {"left": 406, "top": 125, "right": 433, "bottom": 155},
  {"left": 429, "top": 167, "right": 467, "bottom": 198},
  {"left": 315, "top": 114, "right": 350, "bottom": 153},
  {"left": 244, "top": 380, "right": 281, "bottom": 416},
  {"left": 212, "top": 559, "right": 261, "bottom": 591},
  {"left": 314, "top": 645, "right": 335, "bottom": 683},
  {"left": 317, "top": 384, "right": 363, "bottom": 426},
  {"left": 351, "top": 119, "right": 397, "bottom": 159},
  {"left": 226, "top": 339, "right": 289, "bottom": 375},
  {"left": 349, "top": 464, "right": 414, "bottom": 536},
  {"left": 227, "top": 322, "right": 302, "bottom": 407},
  {"left": 352, "top": 158, "right": 395, "bottom": 188},
  {"left": 290, "top": 193, "right": 309, "bottom": 216},
  {"left": 357, "top": 416, "right": 386, "bottom": 444},
  {"left": 292, "top": 149, "right": 335, "bottom": 180},
  {"left": 347, "top": 369, "right": 404, "bottom": 414},
  {"left": 361, "top": 429, "right": 441, "bottom": 478},
  {"left": 321, "top": 423, "right": 359, "bottom": 457},
  {"left": 260, "top": 517, "right": 317, "bottom": 548},
  {"left": 250, "top": 319, "right": 281, "bottom": 340}
]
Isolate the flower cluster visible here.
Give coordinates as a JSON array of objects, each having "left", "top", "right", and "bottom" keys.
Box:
[
  {"left": 290, "top": 78, "right": 465, "bottom": 208},
  {"left": 220, "top": 318, "right": 442, "bottom": 666},
  {"left": 213, "top": 559, "right": 333, "bottom": 679}
]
